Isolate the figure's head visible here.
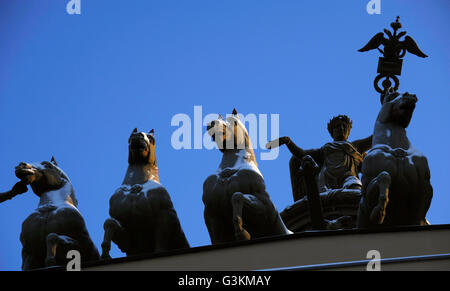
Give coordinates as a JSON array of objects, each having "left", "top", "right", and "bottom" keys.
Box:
[
  {"left": 327, "top": 115, "right": 352, "bottom": 141},
  {"left": 206, "top": 109, "right": 251, "bottom": 152},
  {"left": 14, "top": 157, "right": 74, "bottom": 201},
  {"left": 382, "top": 90, "right": 418, "bottom": 128},
  {"left": 128, "top": 128, "right": 156, "bottom": 165}
]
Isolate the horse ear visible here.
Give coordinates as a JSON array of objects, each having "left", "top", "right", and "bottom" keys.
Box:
[
  {"left": 147, "top": 129, "right": 155, "bottom": 144},
  {"left": 50, "top": 156, "right": 58, "bottom": 166},
  {"left": 232, "top": 108, "right": 238, "bottom": 116},
  {"left": 218, "top": 114, "right": 223, "bottom": 120},
  {"left": 132, "top": 128, "right": 138, "bottom": 133}
]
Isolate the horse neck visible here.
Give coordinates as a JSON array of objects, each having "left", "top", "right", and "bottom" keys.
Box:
[
  {"left": 219, "top": 147, "right": 257, "bottom": 170},
  {"left": 373, "top": 120, "right": 411, "bottom": 150},
  {"left": 123, "top": 162, "right": 159, "bottom": 185},
  {"left": 38, "top": 181, "right": 76, "bottom": 208}
]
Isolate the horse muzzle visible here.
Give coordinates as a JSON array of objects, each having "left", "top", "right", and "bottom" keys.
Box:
[{"left": 15, "top": 163, "right": 41, "bottom": 184}]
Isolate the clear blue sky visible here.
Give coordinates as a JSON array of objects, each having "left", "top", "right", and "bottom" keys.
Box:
[{"left": 0, "top": 0, "right": 449, "bottom": 270}]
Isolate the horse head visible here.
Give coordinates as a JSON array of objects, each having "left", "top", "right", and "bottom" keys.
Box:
[
  {"left": 128, "top": 128, "right": 157, "bottom": 166},
  {"left": 207, "top": 109, "right": 257, "bottom": 164},
  {"left": 378, "top": 89, "right": 418, "bottom": 129},
  {"left": 14, "top": 157, "right": 77, "bottom": 207},
  {"left": 124, "top": 128, "right": 159, "bottom": 184}
]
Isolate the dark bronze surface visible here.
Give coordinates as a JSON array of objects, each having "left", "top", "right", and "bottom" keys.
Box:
[
  {"left": 101, "top": 128, "right": 189, "bottom": 259},
  {"left": 268, "top": 116, "right": 371, "bottom": 231},
  {"left": 203, "top": 109, "right": 292, "bottom": 244},
  {"left": 359, "top": 17, "right": 428, "bottom": 96},
  {"left": 357, "top": 90, "right": 433, "bottom": 228},
  {"left": 12, "top": 158, "right": 99, "bottom": 270}
]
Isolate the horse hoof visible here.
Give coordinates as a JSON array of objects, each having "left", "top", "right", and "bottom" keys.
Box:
[
  {"left": 101, "top": 243, "right": 112, "bottom": 260},
  {"left": 370, "top": 205, "right": 386, "bottom": 224},
  {"left": 235, "top": 229, "right": 251, "bottom": 241},
  {"left": 326, "top": 216, "right": 353, "bottom": 230},
  {"left": 101, "top": 253, "right": 112, "bottom": 260},
  {"left": 371, "top": 196, "right": 389, "bottom": 224},
  {"left": 45, "top": 257, "right": 57, "bottom": 267}
]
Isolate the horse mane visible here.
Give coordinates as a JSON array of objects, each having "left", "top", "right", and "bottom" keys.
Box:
[
  {"left": 43, "top": 162, "right": 78, "bottom": 207},
  {"left": 226, "top": 115, "right": 258, "bottom": 167}
]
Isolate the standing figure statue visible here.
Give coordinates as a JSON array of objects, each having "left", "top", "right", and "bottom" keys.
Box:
[
  {"left": 357, "top": 90, "right": 433, "bottom": 228},
  {"left": 267, "top": 115, "right": 372, "bottom": 200},
  {"left": 11, "top": 158, "right": 99, "bottom": 270},
  {"left": 203, "top": 109, "right": 292, "bottom": 244},
  {"left": 101, "top": 128, "right": 189, "bottom": 259}
]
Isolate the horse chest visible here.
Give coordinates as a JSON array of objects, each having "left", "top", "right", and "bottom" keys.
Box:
[
  {"left": 110, "top": 182, "right": 164, "bottom": 223},
  {"left": 391, "top": 151, "right": 429, "bottom": 207},
  {"left": 386, "top": 153, "right": 428, "bottom": 223},
  {"left": 22, "top": 205, "right": 81, "bottom": 244},
  {"left": 204, "top": 170, "right": 255, "bottom": 205},
  {"left": 394, "top": 153, "right": 420, "bottom": 181},
  {"left": 366, "top": 146, "right": 428, "bottom": 202}
]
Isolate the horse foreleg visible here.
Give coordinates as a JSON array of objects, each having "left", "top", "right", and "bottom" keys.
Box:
[
  {"left": 231, "top": 192, "right": 266, "bottom": 241},
  {"left": 153, "top": 210, "right": 173, "bottom": 253},
  {"left": 204, "top": 208, "right": 233, "bottom": 244},
  {"left": 369, "top": 171, "right": 391, "bottom": 224},
  {"left": 21, "top": 248, "right": 42, "bottom": 271},
  {"left": 102, "top": 218, "right": 128, "bottom": 259},
  {"left": 45, "top": 233, "right": 79, "bottom": 267},
  {"left": 101, "top": 218, "right": 118, "bottom": 259}
]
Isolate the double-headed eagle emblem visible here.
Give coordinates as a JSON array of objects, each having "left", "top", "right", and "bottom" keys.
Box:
[
  {"left": 359, "top": 17, "right": 428, "bottom": 97},
  {"left": 359, "top": 16, "right": 427, "bottom": 59}
]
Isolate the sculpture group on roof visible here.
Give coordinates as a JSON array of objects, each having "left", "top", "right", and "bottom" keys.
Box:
[{"left": 0, "top": 18, "right": 433, "bottom": 270}]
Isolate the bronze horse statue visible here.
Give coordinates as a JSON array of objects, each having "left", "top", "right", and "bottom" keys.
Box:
[
  {"left": 101, "top": 128, "right": 189, "bottom": 258},
  {"left": 13, "top": 158, "right": 99, "bottom": 270},
  {"left": 357, "top": 90, "right": 433, "bottom": 228},
  {"left": 203, "top": 109, "right": 292, "bottom": 244}
]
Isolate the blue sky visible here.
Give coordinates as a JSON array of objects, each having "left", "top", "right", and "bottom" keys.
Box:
[{"left": 0, "top": 0, "right": 449, "bottom": 270}]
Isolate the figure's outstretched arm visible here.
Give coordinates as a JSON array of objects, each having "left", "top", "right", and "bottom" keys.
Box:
[
  {"left": 0, "top": 191, "right": 15, "bottom": 204},
  {"left": 0, "top": 181, "right": 28, "bottom": 204},
  {"left": 266, "top": 136, "right": 306, "bottom": 158},
  {"left": 352, "top": 135, "right": 373, "bottom": 153},
  {"left": 266, "top": 136, "right": 321, "bottom": 161}
]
